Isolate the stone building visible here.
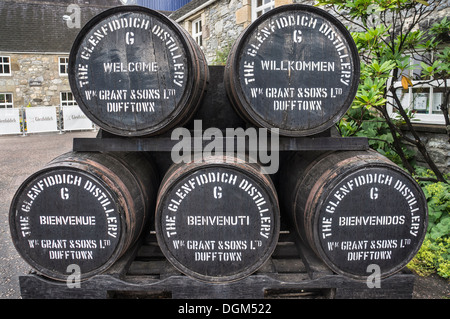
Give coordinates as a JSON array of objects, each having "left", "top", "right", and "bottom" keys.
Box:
[
  {"left": 0, "top": 0, "right": 123, "bottom": 109},
  {"left": 169, "top": 0, "right": 316, "bottom": 64}
]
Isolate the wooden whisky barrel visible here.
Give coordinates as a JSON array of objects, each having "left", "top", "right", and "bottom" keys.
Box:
[
  {"left": 279, "top": 150, "right": 428, "bottom": 280},
  {"left": 224, "top": 4, "right": 359, "bottom": 136},
  {"left": 155, "top": 156, "right": 280, "bottom": 283},
  {"left": 9, "top": 151, "right": 158, "bottom": 281},
  {"left": 69, "top": 6, "right": 209, "bottom": 136}
]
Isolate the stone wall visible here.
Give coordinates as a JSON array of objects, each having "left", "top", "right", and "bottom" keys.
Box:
[
  {"left": 0, "top": 52, "right": 71, "bottom": 108},
  {"left": 192, "top": 0, "right": 246, "bottom": 64},
  {"left": 403, "top": 127, "right": 450, "bottom": 175},
  {"left": 423, "top": 134, "right": 450, "bottom": 175}
]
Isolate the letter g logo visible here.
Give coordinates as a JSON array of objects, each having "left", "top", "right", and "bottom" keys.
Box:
[
  {"left": 293, "top": 30, "right": 302, "bottom": 43},
  {"left": 126, "top": 32, "right": 135, "bottom": 45},
  {"left": 61, "top": 187, "right": 70, "bottom": 200},
  {"left": 370, "top": 187, "right": 379, "bottom": 200},
  {"left": 214, "top": 186, "right": 222, "bottom": 199}
]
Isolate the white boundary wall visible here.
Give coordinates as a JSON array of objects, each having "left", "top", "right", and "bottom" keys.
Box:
[
  {"left": 25, "top": 106, "right": 58, "bottom": 134},
  {"left": 0, "top": 108, "right": 21, "bottom": 135},
  {"left": 62, "top": 105, "right": 93, "bottom": 131},
  {"left": 0, "top": 106, "right": 94, "bottom": 135}
]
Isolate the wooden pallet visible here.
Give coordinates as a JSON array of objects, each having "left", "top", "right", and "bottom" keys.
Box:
[{"left": 18, "top": 230, "right": 415, "bottom": 299}]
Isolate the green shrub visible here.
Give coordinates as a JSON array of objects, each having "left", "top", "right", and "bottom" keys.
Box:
[
  {"left": 337, "top": 105, "right": 416, "bottom": 167},
  {"left": 414, "top": 168, "right": 450, "bottom": 240},
  {"left": 408, "top": 237, "right": 450, "bottom": 279},
  {"left": 407, "top": 168, "right": 450, "bottom": 278},
  {"left": 211, "top": 41, "right": 232, "bottom": 66}
]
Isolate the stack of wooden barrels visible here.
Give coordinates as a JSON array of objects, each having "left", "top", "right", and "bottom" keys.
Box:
[{"left": 9, "top": 5, "right": 427, "bottom": 287}]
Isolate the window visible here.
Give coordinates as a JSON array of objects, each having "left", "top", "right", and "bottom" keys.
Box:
[
  {"left": 394, "top": 86, "right": 446, "bottom": 123},
  {"left": 390, "top": 51, "right": 449, "bottom": 124},
  {"left": 0, "top": 93, "right": 13, "bottom": 108},
  {"left": 252, "top": 0, "right": 275, "bottom": 21},
  {"left": 192, "top": 17, "right": 203, "bottom": 48},
  {"left": 60, "top": 92, "right": 78, "bottom": 107},
  {"left": 0, "top": 56, "right": 11, "bottom": 76},
  {"left": 59, "top": 57, "right": 69, "bottom": 75}
]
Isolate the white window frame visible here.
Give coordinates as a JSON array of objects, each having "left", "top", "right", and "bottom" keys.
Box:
[
  {"left": 0, "top": 56, "right": 11, "bottom": 76},
  {"left": 251, "top": 0, "right": 275, "bottom": 22},
  {"left": 60, "top": 91, "right": 78, "bottom": 107},
  {"left": 0, "top": 93, "right": 13, "bottom": 108},
  {"left": 192, "top": 17, "right": 203, "bottom": 48},
  {"left": 388, "top": 50, "right": 448, "bottom": 125},
  {"left": 59, "top": 57, "right": 69, "bottom": 76}
]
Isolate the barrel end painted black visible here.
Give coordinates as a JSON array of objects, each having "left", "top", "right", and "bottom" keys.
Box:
[
  {"left": 224, "top": 4, "right": 360, "bottom": 137},
  {"left": 69, "top": 6, "right": 209, "bottom": 137},
  {"left": 9, "top": 151, "right": 158, "bottom": 281},
  {"left": 279, "top": 150, "right": 428, "bottom": 280},
  {"left": 155, "top": 156, "right": 280, "bottom": 283}
]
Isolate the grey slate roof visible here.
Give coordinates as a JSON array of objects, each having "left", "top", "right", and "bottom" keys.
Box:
[
  {"left": 169, "top": 0, "right": 214, "bottom": 21},
  {"left": 0, "top": 0, "right": 122, "bottom": 53}
]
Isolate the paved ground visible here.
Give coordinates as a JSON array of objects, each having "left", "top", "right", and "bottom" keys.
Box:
[
  {"left": 0, "top": 130, "right": 97, "bottom": 298},
  {"left": 0, "top": 131, "right": 448, "bottom": 299}
]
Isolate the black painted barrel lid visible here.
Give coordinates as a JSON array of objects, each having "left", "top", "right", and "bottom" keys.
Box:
[
  {"left": 155, "top": 159, "right": 280, "bottom": 283},
  {"left": 69, "top": 6, "right": 206, "bottom": 136},
  {"left": 311, "top": 162, "right": 428, "bottom": 279},
  {"left": 225, "top": 4, "right": 360, "bottom": 136},
  {"left": 9, "top": 166, "right": 124, "bottom": 281}
]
